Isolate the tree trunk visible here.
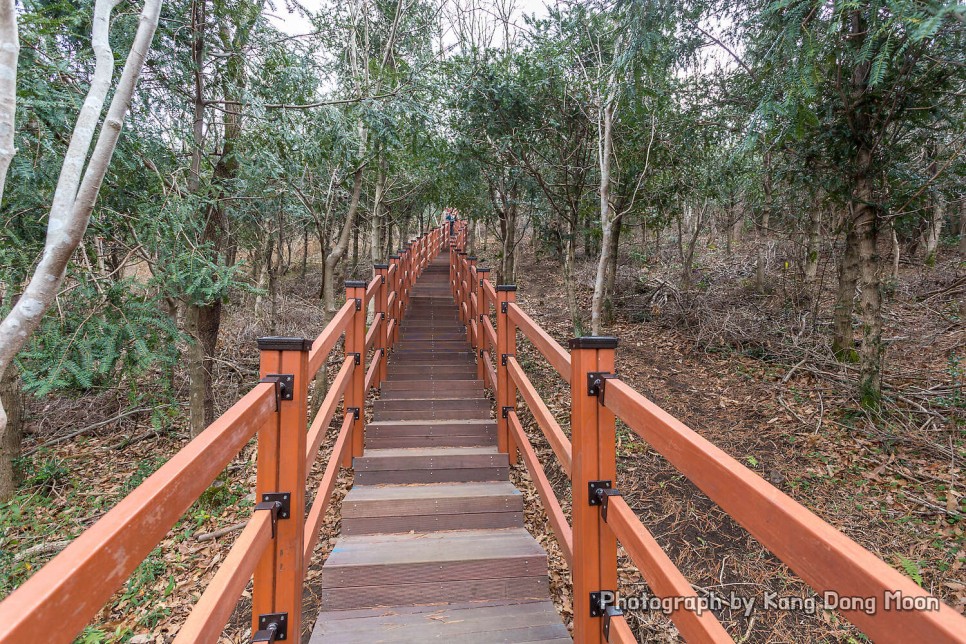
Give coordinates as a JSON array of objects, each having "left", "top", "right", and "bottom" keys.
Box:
[
  {"left": 602, "top": 214, "right": 622, "bottom": 324},
  {"left": 922, "top": 195, "right": 943, "bottom": 266},
  {"left": 804, "top": 206, "right": 822, "bottom": 285},
  {"left": 959, "top": 199, "right": 966, "bottom": 254},
  {"left": 0, "top": 362, "right": 23, "bottom": 498},
  {"left": 590, "top": 99, "right": 615, "bottom": 335},
  {"left": 371, "top": 156, "right": 386, "bottom": 262},
  {"left": 756, "top": 151, "right": 773, "bottom": 293},
  {"left": 0, "top": 0, "right": 19, "bottom": 202},
  {"left": 324, "top": 166, "right": 365, "bottom": 311},
  {"left": 0, "top": 0, "right": 162, "bottom": 500},
  {"left": 853, "top": 156, "right": 884, "bottom": 407},
  {"left": 564, "top": 218, "right": 580, "bottom": 334},
  {"left": 833, "top": 224, "right": 860, "bottom": 362}
]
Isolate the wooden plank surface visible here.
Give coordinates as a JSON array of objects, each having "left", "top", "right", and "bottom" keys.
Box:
[{"left": 313, "top": 254, "right": 569, "bottom": 643}]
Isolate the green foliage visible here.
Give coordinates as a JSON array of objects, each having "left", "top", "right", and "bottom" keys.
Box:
[
  {"left": 19, "top": 453, "right": 71, "bottom": 496},
  {"left": 896, "top": 554, "right": 923, "bottom": 586},
  {"left": 11, "top": 279, "right": 180, "bottom": 397}
]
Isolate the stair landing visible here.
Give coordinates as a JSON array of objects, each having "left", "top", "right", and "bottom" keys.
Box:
[{"left": 310, "top": 256, "right": 570, "bottom": 643}]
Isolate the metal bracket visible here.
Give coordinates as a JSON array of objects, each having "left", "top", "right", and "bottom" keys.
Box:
[
  {"left": 252, "top": 612, "right": 288, "bottom": 642},
  {"left": 594, "top": 485, "right": 622, "bottom": 521},
  {"left": 260, "top": 374, "right": 294, "bottom": 408},
  {"left": 587, "top": 372, "right": 616, "bottom": 398},
  {"left": 347, "top": 407, "right": 360, "bottom": 420},
  {"left": 502, "top": 406, "right": 514, "bottom": 419},
  {"left": 501, "top": 301, "right": 508, "bottom": 314},
  {"left": 348, "top": 352, "right": 361, "bottom": 365},
  {"left": 260, "top": 492, "right": 291, "bottom": 520},
  {"left": 589, "top": 590, "right": 616, "bottom": 618},
  {"left": 354, "top": 297, "right": 362, "bottom": 311},
  {"left": 480, "top": 349, "right": 484, "bottom": 358},
  {"left": 254, "top": 492, "right": 289, "bottom": 538},
  {"left": 603, "top": 605, "right": 624, "bottom": 639},
  {"left": 588, "top": 480, "right": 612, "bottom": 507},
  {"left": 502, "top": 353, "right": 514, "bottom": 366}
]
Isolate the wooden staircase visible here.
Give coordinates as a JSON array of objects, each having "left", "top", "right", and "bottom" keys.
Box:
[{"left": 310, "top": 256, "right": 571, "bottom": 642}]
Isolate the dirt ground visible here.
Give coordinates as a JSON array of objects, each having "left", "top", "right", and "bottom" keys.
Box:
[{"left": 482, "top": 236, "right": 965, "bottom": 642}]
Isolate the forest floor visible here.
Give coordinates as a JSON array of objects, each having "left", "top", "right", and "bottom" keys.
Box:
[
  {"left": 2, "top": 236, "right": 963, "bottom": 643},
  {"left": 481, "top": 236, "right": 965, "bottom": 642}
]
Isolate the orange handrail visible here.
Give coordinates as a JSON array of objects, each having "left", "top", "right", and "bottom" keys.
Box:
[
  {"left": 507, "top": 302, "right": 571, "bottom": 380},
  {"left": 508, "top": 411, "right": 573, "bottom": 565},
  {"left": 174, "top": 510, "right": 274, "bottom": 643},
  {"left": 0, "top": 223, "right": 447, "bottom": 643},
  {"left": 0, "top": 383, "right": 275, "bottom": 641},
  {"left": 506, "top": 356, "right": 572, "bottom": 477},
  {"left": 602, "top": 377, "right": 966, "bottom": 643},
  {"left": 446, "top": 241, "right": 966, "bottom": 644}
]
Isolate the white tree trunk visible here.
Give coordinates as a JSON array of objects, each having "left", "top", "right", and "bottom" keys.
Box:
[
  {"left": 0, "top": 0, "right": 163, "bottom": 500},
  {"left": 0, "top": 0, "right": 18, "bottom": 201},
  {"left": 590, "top": 97, "right": 615, "bottom": 335}
]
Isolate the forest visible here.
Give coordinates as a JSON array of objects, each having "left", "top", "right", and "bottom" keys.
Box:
[{"left": 0, "top": 0, "right": 964, "bottom": 640}]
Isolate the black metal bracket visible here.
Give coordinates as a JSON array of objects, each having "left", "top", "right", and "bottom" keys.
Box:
[
  {"left": 502, "top": 353, "right": 514, "bottom": 366},
  {"left": 480, "top": 349, "right": 484, "bottom": 358},
  {"left": 589, "top": 590, "right": 616, "bottom": 618},
  {"left": 588, "top": 480, "right": 612, "bottom": 507},
  {"left": 587, "top": 372, "right": 616, "bottom": 398},
  {"left": 502, "top": 406, "right": 514, "bottom": 419},
  {"left": 595, "top": 485, "right": 622, "bottom": 521},
  {"left": 260, "top": 492, "right": 291, "bottom": 519},
  {"left": 348, "top": 352, "right": 361, "bottom": 365},
  {"left": 254, "top": 492, "right": 289, "bottom": 538},
  {"left": 253, "top": 612, "right": 288, "bottom": 642},
  {"left": 347, "top": 407, "right": 360, "bottom": 420},
  {"left": 501, "top": 301, "right": 508, "bottom": 314},
  {"left": 603, "top": 605, "right": 624, "bottom": 639},
  {"left": 260, "top": 374, "right": 294, "bottom": 409},
  {"left": 354, "top": 297, "right": 362, "bottom": 310}
]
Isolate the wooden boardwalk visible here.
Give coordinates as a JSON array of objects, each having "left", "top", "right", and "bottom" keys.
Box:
[{"left": 311, "top": 256, "right": 570, "bottom": 642}]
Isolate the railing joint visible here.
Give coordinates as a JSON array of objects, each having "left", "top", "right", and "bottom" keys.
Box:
[
  {"left": 260, "top": 374, "right": 294, "bottom": 408},
  {"left": 501, "top": 353, "right": 514, "bottom": 366},
  {"left": 587, "top": 371, "right": 616, "bottom": 398},
  {"left": 348, "top": 352, "right": 361, "bottom": 365},
  {"left": 346, "top": 407, "right": 360, "bottom": 420},
  {"left": 501, "top": 406, "right": 514, "bottom": 419},
  {"left": 254, "top": 492, "right": 290, "bottom": 538},
  {"left": 501, "top": 301, "right": 508, "bottom": 314},
  {"left": 589, "top": 590, "right": 616, "bottom": 618},
  {"left": 252, "top": 612, "right": 288, "bottom": 642},
  {"left": 589, "top": 481, "right": 621, "bottom": 520},
  {"left": 603, "top": 605, "right": 623, "bottom": 640}
]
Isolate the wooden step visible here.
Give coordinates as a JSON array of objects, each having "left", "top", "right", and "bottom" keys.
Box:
[
  {"left": 373, "top": 398, "right": 491, "bottom": 413},
  {"left": 366, "top": 419, "right": 496, "bottom": 448},
  {"left": 353, "top": 447, "right": 508, "bottom": 484},
  {"left": 310, "top": 600, "right": 571, "bottom": 643},
  {"left": 380, "top": 379, "right": 483, "bottom": 393},
  {"left": 341, "top": 481, "right": 523, "bottom": 534},
  {"left": 319, "top": 529, "right": 548, "bottom": 610}
]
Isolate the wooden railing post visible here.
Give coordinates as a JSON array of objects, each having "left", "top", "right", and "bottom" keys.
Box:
[
  {"left": 569, "top": 336, "right": 619, "bottom": 643},
  {"left": 388, "top": 254, "right": 401, "bottom": 348},
  {"left": 475, "top": 267, "right": 490, "bottom": 382},
  {"left": 374, "top": 264, "right": 389, "bottom": 387},
  {"left": 253, "top": 336, "right": 311, "bottom": 640},
  {"left": 495, "top": 285, "right": 519, "bottom": 465},
  {"left": 344, "top": 281, "right": 367, "bottom": 466}
]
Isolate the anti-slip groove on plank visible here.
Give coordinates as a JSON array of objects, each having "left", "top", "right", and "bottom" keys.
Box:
[
  {"left": 310, "top": 600, "right": 570, "bottom": 643},
  {"left": 312, "top": 252, "right": 570, "bottom": 643}
]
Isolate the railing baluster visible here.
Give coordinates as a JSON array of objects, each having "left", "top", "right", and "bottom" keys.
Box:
[
  {"left": 344, "top": 281, "right": 367, "bottom": 466},
  {"left": 569, "top": 336, "right": 619, "bottom": 644},
  {"left": 495, "top": 285, "right": 519, "bottom": 465},
  {"left": 475, "top": 267, "right": 490, "bottom": 383},
  {"left": 254, "top": 336, "right": 312, "bottom": 640},
  {"left": 374, "top": 264, "right": 389, "bottom": 388}
]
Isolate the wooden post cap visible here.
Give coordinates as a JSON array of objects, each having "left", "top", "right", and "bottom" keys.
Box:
[
  {"left": 568, "top": 336, "right": 619, "bottom": 349},
  {"left": 256, "top": 337, "right": 313, "bottom": 351}
]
